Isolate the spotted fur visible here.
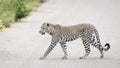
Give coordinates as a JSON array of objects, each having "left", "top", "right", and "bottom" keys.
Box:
[{"left": 39, "top": 23, "right": 110, "bottom": 59}]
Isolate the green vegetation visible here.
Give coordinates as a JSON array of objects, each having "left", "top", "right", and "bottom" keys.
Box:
[{"left": 0, "top": 0, "right": 42, "bottom": 29}]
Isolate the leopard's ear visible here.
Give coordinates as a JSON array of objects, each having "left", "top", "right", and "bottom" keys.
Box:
[{"left": 46, "top": 23, "right": 50, "bottom": 26}]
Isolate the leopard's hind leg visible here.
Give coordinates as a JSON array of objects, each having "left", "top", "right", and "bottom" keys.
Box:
[
  {"left": 91, "top": 42, "right": 104, "bottom": 58},
  {"left": 90, "top": 33, "right": 104, "bottom": 58}
]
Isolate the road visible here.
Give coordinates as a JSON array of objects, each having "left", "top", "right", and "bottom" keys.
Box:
[{"left": 0, "top": 0, "right": 120, "bottom": 68}]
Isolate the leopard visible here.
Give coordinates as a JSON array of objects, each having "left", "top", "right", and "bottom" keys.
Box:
[{"left": 39, "top": 22, "right": 110, "bottom": 59}]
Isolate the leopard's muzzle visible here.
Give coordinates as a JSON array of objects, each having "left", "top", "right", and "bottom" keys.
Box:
[{"left": 39, "top": 31, "right": 45, "bottom": 35}]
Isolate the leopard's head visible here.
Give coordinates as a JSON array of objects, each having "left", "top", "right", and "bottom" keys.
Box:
[{"left": 39, "top": 22, "right": 56, "bottom": 35}]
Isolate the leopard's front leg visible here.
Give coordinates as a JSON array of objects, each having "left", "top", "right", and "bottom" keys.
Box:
[
  {"left": 60, "top": 42, "right": 68, "bottom": 59},
  {"left": 40, "top": 42, "right": 58, "bottom": 60},
  {"left": 40, "top": 35, "right": 58, "bottom": 60}
]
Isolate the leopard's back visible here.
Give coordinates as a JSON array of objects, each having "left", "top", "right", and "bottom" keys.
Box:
[{"left": 58, "top": 23, "right": 96, "bottom": 43}]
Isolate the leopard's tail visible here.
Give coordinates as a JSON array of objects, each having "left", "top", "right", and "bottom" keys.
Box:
[
  {"left": 93, "top": 29, "right": 110, "bottom": 51},
  {"left": 103, "top": 43, "right": 110, "bottom": 51}
]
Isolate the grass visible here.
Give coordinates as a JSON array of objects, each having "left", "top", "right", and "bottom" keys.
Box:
[{"left": 0, "top": 0, "right": 42, "bottom": 29}]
